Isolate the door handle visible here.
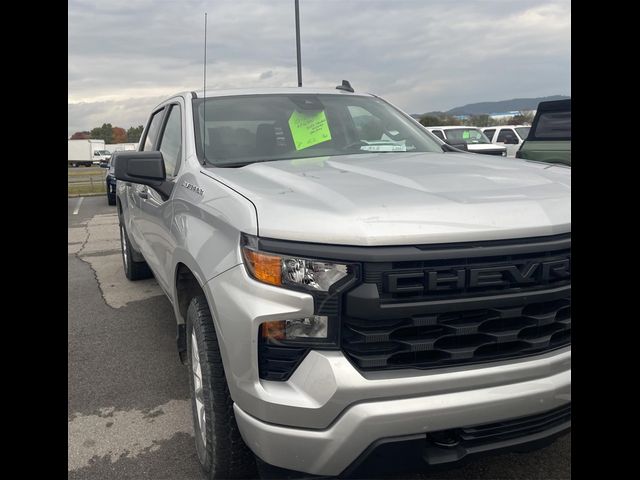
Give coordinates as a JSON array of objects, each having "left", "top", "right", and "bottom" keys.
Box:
[{"left": 137, "top": 191, "right": 148, "bottom": 199}]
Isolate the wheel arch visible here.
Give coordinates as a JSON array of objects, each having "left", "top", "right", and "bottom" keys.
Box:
[{"left": 173, "top": 258, "right": 216, "bottom": 364}]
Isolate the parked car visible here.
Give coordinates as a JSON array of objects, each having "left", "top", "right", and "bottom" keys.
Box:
[
  {"left": 102, "top": 153, "right": 117, "bottom": 205},
  {"left": 92, "top": 149, "right": 112, "bottom": 165},
  {"left": 425, "top": 126, "right": 507, "bottom": 156},
  {"left": 515, "top": 100, "right": 571, "bottom": 166},
  {"left": 482, "top": 125, "right": 531, "bottom": 157},
  {"left": 114, "top": 86, "right": 570, "bottom": 479}
]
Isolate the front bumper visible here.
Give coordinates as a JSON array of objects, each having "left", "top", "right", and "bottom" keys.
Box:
[
  {"left": 204, "top": 264, "right": 571, "bottom": 476},
  {"left": 235, "top": 368, "right": 570, "bottom": 476}
]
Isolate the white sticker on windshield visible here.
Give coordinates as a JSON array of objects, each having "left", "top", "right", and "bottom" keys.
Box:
[
  {"left": 359, "top": 140, "right": 407, "bottom": 152},
  {"left": 360, "top": 144, "right": 407, "bottom": 152}
]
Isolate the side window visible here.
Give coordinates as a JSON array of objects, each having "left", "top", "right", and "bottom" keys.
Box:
[
  {"left": 142, "top": 109, "right": 166, "bottom": 151},
  {"left": 158, "top": 105, "right": 182, "bottom": 177},
  {"left": 496, "top": 129, "right": 516, "bottom": 142},
  {"left": 534, "top": 111, "right": 571, "bottom": 139},
  {"left": 483, "top": 129, "right": 495, "bottom": 141},
  {"left": 431, "top": 130, "right": 445, "bottom": 140}
]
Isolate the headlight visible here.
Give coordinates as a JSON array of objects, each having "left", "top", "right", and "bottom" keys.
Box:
[
  {"left": 261, "top": 316, "right": 329, "bottom": 340},
  {"left": 241, "top": 237, "right": 350, "bottom": 293},
  {"left": 241, "top": 234, "right": 358, "bottom": 380}
]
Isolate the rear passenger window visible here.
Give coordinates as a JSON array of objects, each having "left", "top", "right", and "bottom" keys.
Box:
[
  {"left": 483, "top": 129, "right": 495, "bottom": 141},
  {"left": 431, "top": 130, "right": 444, "bottom": 140},
  {"left": 534, "top": 112, "right": 571, "bottom": 139},
  {"left": 142, "top": 109, "right": 165, "bottom": 151},
  {"left": 158, "top": 105, "right": 182, "bottom": 177}
]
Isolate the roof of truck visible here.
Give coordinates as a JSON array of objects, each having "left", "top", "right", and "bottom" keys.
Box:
[{"left": 184, "top": 87, "right": 372, "bottom": 99}]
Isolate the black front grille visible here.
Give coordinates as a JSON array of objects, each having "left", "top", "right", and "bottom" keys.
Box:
[{"left": 342, "top": 234, "right": 571, "bottom": 371}]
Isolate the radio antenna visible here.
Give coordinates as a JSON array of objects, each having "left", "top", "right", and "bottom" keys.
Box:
[
  {"left": 204, "top": 12, "right": 207, "bottom": 98},
  {"left": 295, "top": 0, "right": 302, "bottom": 87},
  {"left": 202, "top": 12, "right": 207, "bottom": 164}
]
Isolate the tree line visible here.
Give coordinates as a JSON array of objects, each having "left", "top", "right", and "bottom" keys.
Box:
[
  {"left": 70, "top": 124, "right": 144, "bottom": 144},
  {"left": 419, "top": 112, "right": 534, "bottom": 128}
]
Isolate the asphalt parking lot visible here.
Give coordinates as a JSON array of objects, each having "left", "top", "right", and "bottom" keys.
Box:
[{"left": 68, "top": 195, "right": 571, "bottom": 480}]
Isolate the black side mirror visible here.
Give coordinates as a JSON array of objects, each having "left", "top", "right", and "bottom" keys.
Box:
[
  {"left": 114, "top": 151, "right": 173, "bottom": 199},
  {"left": 443, "top": 139, "right": 468, "bottom": 151}
]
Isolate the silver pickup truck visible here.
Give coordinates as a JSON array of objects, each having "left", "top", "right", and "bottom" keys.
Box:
[{"left": 114, "top": 86, "right": 571, "bottom": 479}]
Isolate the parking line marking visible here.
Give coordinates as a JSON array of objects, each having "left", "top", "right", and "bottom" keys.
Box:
[{"left": 73, "top": 197, "right": 84, "bottom": 215}]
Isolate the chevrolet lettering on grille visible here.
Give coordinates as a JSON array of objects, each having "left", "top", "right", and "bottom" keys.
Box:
[{"left": 384, "top": 258, "right": 571, "bottom": 294}]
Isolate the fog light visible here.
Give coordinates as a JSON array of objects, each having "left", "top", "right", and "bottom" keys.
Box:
[{"left": 262, "top": 316, "right": 328, "bottom": 341}]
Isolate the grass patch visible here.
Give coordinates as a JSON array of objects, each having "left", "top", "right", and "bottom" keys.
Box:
[
  {"left": 68, "top": 183, "right": 107, "bottom": 196},
  {"left": 68, "top": 167, "right": 104, "bottom": 176}
]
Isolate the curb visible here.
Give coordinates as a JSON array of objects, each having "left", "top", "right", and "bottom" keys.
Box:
[{"left": 68, "top": 193, "right": 106, "bottom": 198}]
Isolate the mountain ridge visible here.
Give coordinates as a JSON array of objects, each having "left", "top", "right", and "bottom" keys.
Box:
[{"left": 413, "top": 95, "right": 570, "bottom": 118}]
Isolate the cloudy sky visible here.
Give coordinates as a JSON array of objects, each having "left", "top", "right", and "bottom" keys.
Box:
[{"left": 68, "top": 0, "right": 570, "bottom": 137}]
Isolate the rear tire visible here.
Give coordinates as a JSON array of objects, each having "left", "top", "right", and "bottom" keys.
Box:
[
  {"left": 186, "top": 295, "right": 257, "bottom": 479},
  {"left": 119, "top": 223, "right": 152, "bottom": 280},
  {"left": 107, "top": 189, "right": 116, "bottom": 205}
]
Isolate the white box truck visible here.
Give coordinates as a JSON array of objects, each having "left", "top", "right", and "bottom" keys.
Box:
[
  {"left": 105, "top": 143, "right": 139, "bottom": 152},
  {"left": 68, "top": 139, "right": 106, "bottom": 167}
]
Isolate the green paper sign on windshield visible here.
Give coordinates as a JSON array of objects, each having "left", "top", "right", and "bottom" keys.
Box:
[
  {"left": 288, "top": 110, "right": 332, "bottom": 151},
  {"left": 462, "top": 130, "right": 470, "bottom": 139}
]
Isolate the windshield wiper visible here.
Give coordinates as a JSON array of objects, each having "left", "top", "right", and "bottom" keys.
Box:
[{"left": 207, "top": 161, "right": 255, "bottom": 168}]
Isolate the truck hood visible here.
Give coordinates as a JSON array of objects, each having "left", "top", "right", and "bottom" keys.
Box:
[{"left": 203, "top": 151, "right": 571, "bottom": 246}]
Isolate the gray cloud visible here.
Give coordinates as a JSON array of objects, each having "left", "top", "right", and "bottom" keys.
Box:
[{"left": 68, "top": 0, "right": 570, "bottom": 137}]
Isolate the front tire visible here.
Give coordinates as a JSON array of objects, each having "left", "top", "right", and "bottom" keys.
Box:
[
  {"left": 119, "top": 223, "right": 152, "bottom": 280},
  {"left": 186, "top": 295, "right": 256, "bottom": 479}
]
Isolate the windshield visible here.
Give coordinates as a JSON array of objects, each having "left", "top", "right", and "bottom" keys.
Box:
[
  {"left": 192, "top": 94, "right": 444, "bottom": 167},
  {"left": 443, "top": 128, "right": 491, "bottom": 144},
  {"left": 515, "top": 127, "right": 530, "bottom": 140}
]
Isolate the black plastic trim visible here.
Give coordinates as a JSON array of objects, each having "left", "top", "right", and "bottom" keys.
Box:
[
  {"left": 342, "top": 405, "right": 571, "bottom": 478},
  {"left": 176, "top": 324, "right": 186, "bottom": 364}
]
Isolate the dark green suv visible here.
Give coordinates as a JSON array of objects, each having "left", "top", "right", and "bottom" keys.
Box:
[{"left": 516, "top": 99, "right": 571, "bottom": 166}]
